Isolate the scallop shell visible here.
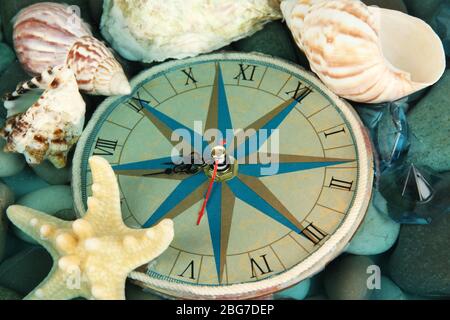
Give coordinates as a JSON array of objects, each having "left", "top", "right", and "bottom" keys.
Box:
[
  {"left": 0, "top": 66, "right": 86, "bottom": 168},
  {"left": 281, "top": 0, "right": 446, "bottom": 103},
  {"left": 100, "top": 0, "right": 282, "bottom": 63},
  {"left": 13, "top": 2, "right": 131, "bottom": 96}
]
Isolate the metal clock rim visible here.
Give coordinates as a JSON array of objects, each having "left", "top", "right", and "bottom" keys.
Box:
[{"left": 72, "top": 52, "right": 374, "bottom": 300}]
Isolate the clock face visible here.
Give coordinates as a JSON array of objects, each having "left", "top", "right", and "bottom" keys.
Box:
[{"left": 73, "top": 53, "right": 373, "bottom": 299}]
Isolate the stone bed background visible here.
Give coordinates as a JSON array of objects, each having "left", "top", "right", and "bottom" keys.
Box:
[{"left": 0, "top": 0, "right": 449, "bottom": 300}]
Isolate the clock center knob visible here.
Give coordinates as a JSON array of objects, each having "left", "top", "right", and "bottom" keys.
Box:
[{"left": 205, "top": 145, "right": 238, "bottom": 181}]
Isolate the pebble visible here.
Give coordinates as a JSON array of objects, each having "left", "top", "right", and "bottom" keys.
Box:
[
  {"left": 324, "top": 255, "right": 374, "bottom": 300},
  {"left": 0, "top": 61, "right": 30, "bottom": 119},
  {"left": 0, "top": 42, "right": 15, "bottom": 76},
  {"left": 403, "top": 0, "right": 442, "bottom": 22},
  {"left": 370, "top": 276, "right": 406, "bottom": 300},
  {"left": 126, "top": 283, "right": 164, "bottom": 300},
  {"left": 233, "top": 21, "right": 299, "bottom": 63},
  {"left": 389, "top": 213, "right": 450, "bottom": 297},
  {"left": 31, "top": 161, "right": 72, "bottom": 185},
  {"left": 274, "top": 278, "right": 311, "bottom": 300},
  {"left": 430, "top": 1, "right": 450, "bottom": 61},
  {"left": 407, "top": 70, "right": 450, "bottom": 172},
  {"left": 346, "top": 192, "right": 400, "bottom": 255},
  {"left": 13, "top": 185, "right": 75, "bottom": 244},
  {"left": 0, "top": 183, "right": 14, "bottom": 262},
  {"left": 362, "top": 0, "right": 408, "bottom": 12},
  {"left": 0, "top": 286, "right": 22, "bottom": 300},
  {"left": 0, "top": 140, "right": 26, "bottom": 178},
  {"left": 1, "top": 166, "right": 49, "bottom": 199},
  {"left": 0, "top": 246, "right": 52, "bottom": 295}
]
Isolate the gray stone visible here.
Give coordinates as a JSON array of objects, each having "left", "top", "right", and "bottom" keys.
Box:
[
  {"left": 0, "top": 141, "right": 27, "bottom": 178},
  {"left": 274, "top": 278, "right": 311, "bottom": 300},
  {"left": 31, "top": 161, "right": 72, "bottom": 185},
  {"left": 403, "top": 0, "right": 442, "bottom": 22},
  {"left": 408, "top": 70, "right": 450, "bottom": 172},
  {"left": 0, "top": 182, "right": 14, "bottom": 262},
  {"left": 0, "top": 286, "right": 22, "bottom": 300},
  {"left": 324, "top": 255, "right": 374, "bottom": 300},
  {"left": 13, "top": 185, "right": 75, "bottom": 244},
  {"left": 0, "top": 42, "right": 15, "bottom": 76},
  {"left": 233, "top": 21, "right": 299, "bottom": 63},
  {"left": 1, "top": 166, "right": 49, "bottom": 199},
  {"left": 370, "top": 276, "right": 406, "bottom": 300},
  {"left": 389, "top": 213, "right": 450, "bottom": 297},
  {"left": 346, "top": 192, "right": 400, "bottom": 255},
  {"left": 0, "top": 246, "right": 52, "bottom": 295}
]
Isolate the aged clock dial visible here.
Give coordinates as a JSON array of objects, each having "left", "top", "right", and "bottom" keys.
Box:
[{"left": 73, "top": 53, "right": 373, "bottom": 299}]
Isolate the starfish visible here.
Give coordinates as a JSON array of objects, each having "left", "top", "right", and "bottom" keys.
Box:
[{"left": 6, "top": 156, "right": 174, "bottom": 300}]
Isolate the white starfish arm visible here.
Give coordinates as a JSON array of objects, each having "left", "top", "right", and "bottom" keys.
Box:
[
  {"left": 84, "top": 156, "right": 126, "bottom": 232},
  {"left": 6, "top": 205, "right": 72, "bottom": 258},
  {"left": 25, "top": 268, "right": 81, "bottom": 300}
]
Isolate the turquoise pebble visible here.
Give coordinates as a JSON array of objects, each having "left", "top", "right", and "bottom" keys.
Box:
[
  {"left": 0, "top": 42, "right": 15, "bottom": 76},
  {"left": 13, "top": 185, "right": 75, "bottom": 244},
  {"left": 1, "top": 166, "right": 49, "bottom": 199},
  {"left": 274, "top": 278, "right": 311, "bottom": 300},
  {"left": 0, "top": 286, "right": 22, "bottom": 300},
  {"left": 324, "top": 255, "right": 374, "bottom": 300},
  {"left": 0, "top": 140, "right": 26, "bottom": 178},
  {"left": 0, "top": 246, "right": 52, "bottom": 295},
  {"left": 126, "top": 283, "right": 164, "bottom": 300},
  {"left": 346, "top": 192, "right": 400, "bottom": 255},
  {"left": 0, "top": 61, "right": 29, "bottom": 119},
  {"left": 31, "top": 161, "right": 72, "bottom": 185},
  {"left": 403, "top": 0, "right": 442, "bottom": 22},
  {"left": 0, "top": 182, "right": 14, "bottom": 262},
  {"left": 370, "top": 276, "right": 406, "bottom": 300},
  {"left": 3, "top": 233, "right": 32, "bottom": 261},
  {"left": 362, "top": 0, "right": 408, "bottom": 12}
]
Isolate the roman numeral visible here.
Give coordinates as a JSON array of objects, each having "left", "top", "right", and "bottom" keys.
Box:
[
  {"left": 234, "top": 64, "right": 257, "bottom": 81},
  {"left": 127, "top": 92, "right": 150, "bottom": 113},
  {"left": 302, "top": 223, "right": 327, "bottom": 245},
  {"left": 178, "top": 260, "right": 195, "bottom": 280},
  {"left": 181, "top": 67, "right": 198, "bottom": 86},
  {"left": 250, "top": 254, "right": 273, "bottom": 278},
  {"left": 329, "top": 177, "right": 353, "bottom": 191},
  {"left": 93, "top": 138, "right": 118, "bottom": 156},
  {"left": 324, "top": 127, "right": 346, "bottom": 138},
  {"left": 286, "top": 81, "right": 312, "bottom": 102}
]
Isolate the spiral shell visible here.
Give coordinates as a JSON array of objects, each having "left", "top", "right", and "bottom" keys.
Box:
[
  {"left": 13, "top": 2, "right": 131, "bottom": 96},
  {"left": 0, "top": 66, "right": 85, "bottom": 168},
  {"left": 282, "top": 0, "right": 446, "bottom": 103}
]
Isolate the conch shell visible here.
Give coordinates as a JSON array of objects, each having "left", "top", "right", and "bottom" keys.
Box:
[
  {"left": 281, "top": 0, "right": 446, "bottom": 103},
  {"left": 0, "top": 66, "right": 85, "bottom": 168},
  {"left": 100, "top": 0, "right": 282, "bottom": 63},
  {"left": 13, "top": 2, "right": 131, "bottom": 96}
]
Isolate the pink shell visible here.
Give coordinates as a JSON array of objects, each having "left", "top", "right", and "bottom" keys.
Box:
[{"left": 13, "top": 2, "right": 92, "bottom": 75}]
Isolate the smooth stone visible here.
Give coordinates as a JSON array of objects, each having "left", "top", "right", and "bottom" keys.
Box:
[
  {"left": 324, "top": 255, "right": 374, "bottom": 300},
  {"left": 408, "top": 70, "right": 450, "bottom": 172},
  {"left": 0, "top": 61, "right": 30, "bottom": 119},
  {"left": 0, "top": 246, "right": 52, "bottom": 295},
  {"left": 13, "top": 185, "right": 74, "bottom": 244},
  {"left": 0, "top": 183, "right": 14, "bottom": 262},
  {"left": 233, "top": 21, "right": 299, "bottom": 63},
  {"left": 370, "top": 276, "right": 406, "bottom": 300},
  {"left": 0, "top": 286, "right": 22, "bottom": 300},
  {"left": 3, "top": 233, "right": 32, "bottom": 261},
  {"left": 362, "top": 0, "right": 408, "bottom": 12},
  {"left": 403, "top": 0, "right": 442, "bottom": 22},
  {"left": 0, "top": 42, "right": 15, "bottom": 76},
  {"left": 346, "top": 192, "right": 400, "bottom": 255},
  {"left": 389, "top": 213, "right": 450, "bottom": 297},
  {"left": 0, "top": 0, "right": 93, "bottom": 46},
  {"left": 0, "top": 140, "right": 26, "bottom": 178},
  {"left": 274, "top": 278, "right": 311, "bottom": 300},
  {"left": 430, "top": 1, "right": 450, "bottom": 61},
  {"left": 31, "top": 161, "right": 72, "bottom": 185},
  {"left": 1, "top": 166, "right": 49, "bottom": 199},
  {"left": 125, "top": 282, "right": 164, "bottom": 300}
]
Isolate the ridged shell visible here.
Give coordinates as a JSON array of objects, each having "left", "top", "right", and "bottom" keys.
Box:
[
  {"left": 100, "top": 0, "right": 282, "bottom": 63},
  {"left": 13, "top": 2, "right": 92, "bottom": 75},
  {"left": 282, "top": 0, "right": 446, "bottom": 103},
  {"left": 13, "top": 2, "right": 131, "bottom": 96},
  {"left": 0, "top": 66, "right": 85, "bottom": 168},
  {"left": 66, "top": 36, "right": 131, "bottom": 96}
]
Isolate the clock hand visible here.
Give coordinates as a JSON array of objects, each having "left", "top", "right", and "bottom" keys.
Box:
[{"left": 197, "top": 160, "right": 219, "bottom": 225}]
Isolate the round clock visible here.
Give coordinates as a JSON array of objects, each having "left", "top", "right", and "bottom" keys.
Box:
[{"left": 73, "top": 53, "right": 373, "bottom": 299}]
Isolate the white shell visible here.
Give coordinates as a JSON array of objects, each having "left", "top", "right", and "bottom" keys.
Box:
[
  {"left": 281, "top": 0, "right": 446, "bottom": 103},
  {"left": 13, "top": 2, "right": 131, "bottom": 96},
  {"left": 100, "top": 0, "right": 282, "bottom": 63},
  {"left": 0, "top": 67, "right": 86, "bottom": 168}
]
